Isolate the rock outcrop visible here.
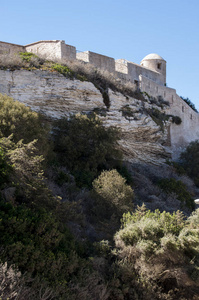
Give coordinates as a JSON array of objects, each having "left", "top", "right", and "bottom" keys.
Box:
[{"left": 0, "top": 69, "right": 172, "bottom": 164}]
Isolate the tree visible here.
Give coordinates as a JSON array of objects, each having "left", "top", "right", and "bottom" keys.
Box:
[
  {"left": 92, "top": 169, "right": 133, "bottom": 211},
  {"left": 0, "top": 93, "right": 49, "bottom": 155},
  {"left": 53, "top": 113, "right": 122, "bottom": 187},
  {"left": 180, "top": 140, "right": 199, "bottom": 187}
]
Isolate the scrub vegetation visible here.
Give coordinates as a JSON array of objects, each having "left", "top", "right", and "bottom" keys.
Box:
[{"left": 0, "top": 90, "right": 199, "bottom": 300}]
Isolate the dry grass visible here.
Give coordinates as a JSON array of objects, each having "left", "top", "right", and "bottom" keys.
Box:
[
  {"left": 59, "top": 57, "right": 144, "bottom": 100},
  {"left": 0, "top": 53, "right": 26, "bottom": 69}
]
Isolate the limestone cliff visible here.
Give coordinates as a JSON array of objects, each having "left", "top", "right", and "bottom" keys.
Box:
[{"left": 0, "top": 69, "right": 172, "bottom": 164}]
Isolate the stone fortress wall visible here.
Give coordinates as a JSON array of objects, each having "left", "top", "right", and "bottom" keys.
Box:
[
  {"left": 0, "top": 40, "right": 166, "bottom": 86},
  {"left": 1, "top": 39, "right": 199, "bottom": 159},
  {"left": 25, "top": 40, "right": 76, "bottom": 61},
  {"left": 0, "top": 41, "right": 25, "bottom": 55},
  {"left": 139, "top": 75, "right": 199, "bottom": 158}
]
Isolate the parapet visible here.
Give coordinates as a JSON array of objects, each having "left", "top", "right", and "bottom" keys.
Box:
[
  {"left": 77, "top": 50, "right": 115, "bottom": 73},
  {"left": 25, "top": 40, "right": 76, "bottom": 61},
  {"left": 0, "top": 41, "right": 25, "bottom": 54}
]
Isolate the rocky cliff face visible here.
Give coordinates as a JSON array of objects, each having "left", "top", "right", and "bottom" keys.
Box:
[{"left": 0, "top": 69, "right": 172, "bottom": 164}]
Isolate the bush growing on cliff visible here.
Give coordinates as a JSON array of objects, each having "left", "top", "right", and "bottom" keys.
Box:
[
  {"left": 146, "top": 108, "right": 170, "bottom": 131},
  {"left": 92, "top": 169, "right": 134, "bottom": 212},
  {"left": 52, "top": 113, "right": 122, "bottom": 187},
  {"left": 180, "top": 140, "right": 199, "bottom": 187},
  {"left": 116, "top": 205, "right": 185, "bottom": 254},
  {"left": 51, "top": 63, "right": 75, "bottom": 79},
  {"left": 19, "top": 52, "right": 37, "bottom": 62},
  {"left": 113, "top": 206, "right": 199, "bottom": 298},
  {"left": 0, "top": 94, "right": 49, "bottom": 155},
  {"left": 0, "top": 199, "right": 95, "bottom": 299}
]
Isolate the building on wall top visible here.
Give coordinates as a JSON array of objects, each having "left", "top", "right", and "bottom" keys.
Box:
[
  {"left": 25, "top": 40, "right": 76, "bottom": 61},
  {"left": 141, "top": 53, "right": 166, "bottom": 86}
]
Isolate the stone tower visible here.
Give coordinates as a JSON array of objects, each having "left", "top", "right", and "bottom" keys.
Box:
[{"left": 140, "top": 53, "right": 166, "bottom": 86}]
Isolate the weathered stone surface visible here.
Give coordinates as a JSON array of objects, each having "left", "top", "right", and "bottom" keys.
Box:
[
  {"left": 0, "top": 70, "right": 104, "bottom": 118},
  {"left": 0, "top": 69, "right": 171, "bottom": 164},
  {"left": 103, "top": 90, "right": 171, "bottom": 164}
]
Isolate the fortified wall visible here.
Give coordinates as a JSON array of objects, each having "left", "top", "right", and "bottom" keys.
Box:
[
  {"left": 0, "top": 40, "right": 166, "bottom": 86},
  {"left": 0, "top": 39, "right": 199, "bottom": 159},
  {"left": 0, "top": 41, "right": 25, "bottom": 55}
]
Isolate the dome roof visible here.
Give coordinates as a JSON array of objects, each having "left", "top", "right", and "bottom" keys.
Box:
[{"left": 141, "top": 53, "right": 165, "bottom": 61}]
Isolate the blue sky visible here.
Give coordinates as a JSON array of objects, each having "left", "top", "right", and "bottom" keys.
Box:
[{"left": 1, "top": 0, "right": 199, "bottom": 109}]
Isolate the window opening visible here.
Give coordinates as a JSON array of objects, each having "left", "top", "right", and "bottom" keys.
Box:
[{"left": 157, "top": 63, "right": 162, "bottom": 70}]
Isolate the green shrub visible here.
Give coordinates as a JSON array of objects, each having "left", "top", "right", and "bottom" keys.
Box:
[
  {"left": 117, "top": 206, "right": 199, "bottom": 258},
  {"left": 166, "top": 160, "right": 186, "bottom": 175},
  {"left": 178, "top": 209, "right": 199, "bottom": 257},
  {"left": 0, "top": 94, "right": 49, "bottom": 155},
  {"left": 120, "top": 205, "right": 185, "bottom": 236},
  {"left": 114, "top": 207, "right": 199, "bottom": 298},
  {"left": 180, "top": 140, "right": 199, "bottom": 187},
  {"left": 52, "top": 113, "right": 121, "bottom": 187},
  {"left": 51, "top": 63, "right": 74, "bottom": 79},
  {"left": 171, "top": 115, "right": 182, "bottom": 125},
  {"left": 19, "top": 52, "right": 37, "bottom": 62},
  {"left": 187, "top": 207, "right": 199, "bottom": 228},
  {"left": 0, "top": 147, "right": 12, "bottom": 187},
  {"left": 116, "top": 163, "right": 133, "bottom": 185},
  {"left": 116, "top": 206, "right": 189, "bottom": 257},
  {"left": 0, "top": 200, "right": 81, "bottom": 287},
  {"left": 92, "top": 169, "right": 133, "bottom": 211},
  {"left": 0, "top": 136, "right": 55, "bottom": 210},
  {"left": 147, "top": 108, "right": 170, "bottom": 131},
  {"left": 157, "top": 178, "right": 194, "bottom": 209}
]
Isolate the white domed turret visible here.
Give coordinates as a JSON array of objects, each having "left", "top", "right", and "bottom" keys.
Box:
[{"left": 141, "top": 53, "right": 166, "bottom": 85}]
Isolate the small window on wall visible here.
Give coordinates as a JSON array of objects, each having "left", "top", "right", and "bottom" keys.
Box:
[
  {"left": 182, "top": 106, "right": 184, "bottom": 112},
  {"left": 190, "top": 114, "right": 192, "bottom": 120},
  {"left": 157, "top": 63, "right": 162, "bottom": 70}
]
